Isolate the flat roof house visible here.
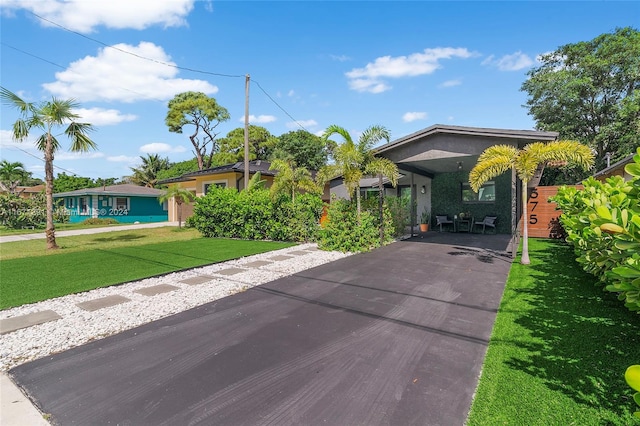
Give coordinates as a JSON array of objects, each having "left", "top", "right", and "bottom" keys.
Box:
[{"left": 330, "top": 124, "right": 559, "bottom": 237}]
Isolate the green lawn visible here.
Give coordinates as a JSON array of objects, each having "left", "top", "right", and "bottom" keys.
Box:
[
  {"left": 0, "top": 235, "right": 294, "bottom": 310},
  {"left": 0, "top": 221, "right": 134, "bottom": 236},
  {"left": 467, "top": 239, "right": 639, "bottom": 425}
]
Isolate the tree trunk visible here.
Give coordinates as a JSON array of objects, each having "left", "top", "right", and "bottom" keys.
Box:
[
  {"left": 177, "top": 200, "right": 182, "bottom": 228},
  {"left": 521, "top": 179, "right": 530, "bottom": 265},
  {"left": 44, "top": 134, "right": 59, "bottom": 250}
]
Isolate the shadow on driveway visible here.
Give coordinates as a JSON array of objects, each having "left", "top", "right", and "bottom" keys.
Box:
[{"left": 10, "top": 235, "right": 512, "bottom": 425}]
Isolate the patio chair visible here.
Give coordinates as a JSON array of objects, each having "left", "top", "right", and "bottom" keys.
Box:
[
  {"left": 473, "top": 216, "right": 497, "bottom": 234},
  {"left": 435, "top": 215, "right": 454, "bottom": 232}
]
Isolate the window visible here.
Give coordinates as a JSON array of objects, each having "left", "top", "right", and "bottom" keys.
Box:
[
  {"left": 79, "top": 197, "right": 88, "bottom": 214},
  {"left": 204, "top": 181, "right": 227, "bottom": 194},
  {"left": 462, "top": 181, "right": 495, "bottom": 203},
  {"left": 67, "top": 198, "right": 74, "bottom": 209},
  {"left": 115, "top": 197, "right": 128, "bottom": 210}
]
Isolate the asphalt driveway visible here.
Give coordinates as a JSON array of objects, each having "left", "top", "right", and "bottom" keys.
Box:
[{"left": 10, "top": 234, "right": 512, "bottom": 425}]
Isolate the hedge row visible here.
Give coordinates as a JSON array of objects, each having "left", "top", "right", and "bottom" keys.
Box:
[
  {"left": 552, "top": 147, "right": 640, "bottom": 313},
  {"left": 188, "top": 186, "right": 399, "bottom": 253},
  {"left": 187, "top": 187, "right": 322, "bottom": 242}
]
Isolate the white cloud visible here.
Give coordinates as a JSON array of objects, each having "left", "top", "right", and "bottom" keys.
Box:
[
  {"left": 56, "top": 152, "right": 105, "bottom": 161},
  {"left": 107, "top": 155, "right": 138, "bottom": 163},
  {"left": 330, "top": 54, "right": 351, "bottom": 62},
  {"left": 1, "top": 0, "right": 195, "bottom": 33},
  {"left": 439, "top": 79, "right": 462, "bottom": 88},
  {"left": 73, "top": 108, "right": 137, "bottom": 126},
  {"left": 0, "top": 129, "right": 37, "bottom": 149},
  {"left": 346, "top": 47, "right": 476, "bottom": 93},
  {"left": 239, "top": 115, "right": 277, "bottom": 124},
  {"left": 314, "top": 130, "right": 325, "bottom": 137},
  {"left": 482, "top": 51, "right": 534, "bottom": 71},
  {"left": 42, "top": 42, "right": 218, "bottom": 103},
  {"left": 288, "top": 90, "right": 295, "bottom": 97},
  {"left": 402, "top": 112, "right": 428, "bottom": 123},
  {"left": 139, "top": 143, "right": 186, "bottom": 153},
  {"left": 286, "top": 119, "right": 318, "bottom": 129}
]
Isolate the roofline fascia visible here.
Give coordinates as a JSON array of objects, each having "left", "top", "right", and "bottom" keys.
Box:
[{"left": 375, "top": 124, "right": 559, "bottom": 155}]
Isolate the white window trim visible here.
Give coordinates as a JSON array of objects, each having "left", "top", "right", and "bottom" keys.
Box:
[
  {"left": 203, "top": 179, "right": 228, "bottom": 195},
  {"left": 113, "top": 197, "right": 130, "bottom": 211},
  {"left": 79, "top": 197, "right": 89, "bottom": 215}
]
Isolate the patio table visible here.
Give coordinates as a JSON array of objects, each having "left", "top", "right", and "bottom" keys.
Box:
[{"left": 455, "top": 217, "right": 473, "bottom": 233}]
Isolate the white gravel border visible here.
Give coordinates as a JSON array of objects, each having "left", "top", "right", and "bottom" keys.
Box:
[{"left": 0, "top": 243, "right": 351, "bottom": 371}]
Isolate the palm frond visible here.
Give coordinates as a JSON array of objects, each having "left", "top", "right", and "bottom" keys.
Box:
[
  {"left": 0, "top": 87, "right": 34, "bottom": 115},
  {"left": 358, "top": 125, "right": 390, "bottom": 152},
  {"left": 43, "top": 98, "right": 80, "bottom": 124},
  {"left": 469, "top": 150, "right": 515, "bottom": 192},
  {"left": 35, "top": 134, "right": 61, "bottom": 153},
  {"left": 67, "top": 124, "right": 97, "bottom": 152},
  {"left": 322, "top": 124, "right": 353, "bottom": 145},
  {"left": 11, "top": 119, "right": 31, "bottom": 142},
  {"left": 365, "top": 157, "right": 399, "bottom": 187}
]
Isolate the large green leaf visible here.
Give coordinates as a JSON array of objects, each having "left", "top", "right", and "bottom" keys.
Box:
[{"left": 627, "top": 365, "right": 640, "bottom": 392}]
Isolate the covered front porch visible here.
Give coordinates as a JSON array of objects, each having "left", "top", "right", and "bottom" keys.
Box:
[{"left": 372, "top": 125, "right": 558, "bottom": 237}]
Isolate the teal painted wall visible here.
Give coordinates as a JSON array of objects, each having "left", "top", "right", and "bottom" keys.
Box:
[
  {"left": 430, "top": 170, "right": 512, "bottom": 233},
  {"left": 59, "top": 195, "right": 168, "bottom": 224}
]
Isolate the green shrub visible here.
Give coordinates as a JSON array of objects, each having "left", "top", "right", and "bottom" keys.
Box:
[
  {"left": 318, "top": 196, "right": 394, "bottom": 252},
  {"left": 81, "top": 218, "right": 120, "bottom": 226},
  {"left": 187, "top": 186, "right": 322, "bottom": 242},
  {"left": 551, "top": 147, "right": 640, "bottom": 313},
  {"left": 386, "top": 193, "right": 411, "bottom": 237},
  {"left": 0, "top": 192, "right": 69, "bottom": 229}
]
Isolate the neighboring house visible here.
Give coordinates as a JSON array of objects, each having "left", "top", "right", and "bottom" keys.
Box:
[
  {"left": 593, "top": 153, "right": 635, "bottom": 182},
  {"left": 53, "top": 184, "right": 167, "bottom": 223},
  {"left": 330, "top": 124, "right": 559, "bottom": 236},
  {"left": 158, "top": 160, "right": 278, "bottom": 223},
  {"left": 0, "top": 184, "right": 45, "bottom": 199}
]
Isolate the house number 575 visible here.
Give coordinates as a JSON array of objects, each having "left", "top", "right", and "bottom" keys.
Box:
[{"left": 529, "top": 189, "right": 538, "bottom": 225}]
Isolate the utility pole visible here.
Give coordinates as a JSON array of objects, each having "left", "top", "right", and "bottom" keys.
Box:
[{"left": 244, "top": 74, "right": 250, "bottom": 190}]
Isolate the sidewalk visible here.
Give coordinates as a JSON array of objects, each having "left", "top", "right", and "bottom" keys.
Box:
[{"left": 0, "top": 222, "right": 179, "bottom": 244}]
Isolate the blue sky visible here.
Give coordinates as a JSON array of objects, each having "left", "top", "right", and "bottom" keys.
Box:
[{"left": 1, "top": 1, "right": 637, "bottom": 180}]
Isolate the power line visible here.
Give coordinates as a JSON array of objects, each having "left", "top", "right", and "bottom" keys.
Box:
[
  {"left": 252, "top": 79, "right": 309, "bottom": 132},
  {"left": 28, "top": 11, "right": 245, "bottom": 79},
  {"left": 1, "top": 42, "right": 169, "bottom": 104},
  {"left": 23, "top": 11, "right": 309, "bottom": 132},
  {"left": 4, "top": 145, "right": 82, "bottom": 176}
]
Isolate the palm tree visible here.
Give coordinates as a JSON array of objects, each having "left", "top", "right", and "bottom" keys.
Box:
[
  {"left": 269, "top": 159, "right": 317, "bottom": 203},
  {"left": 321, "top": 124, "right": 398, "bottom": 216},
  {"left": 130, "top": 154, "right": 170, "bottom": 188},
  {"left": 158, "top": 185, "right": 194, "bottom": 228},
  {"left": 469, "top": 141, "right": 594, "bottom": 264},
  {"left": 0, "top": 160, "right": 28, "bottom": 194},
  {"left": 1, "top": 87, "right": 96, "bottom": 249}
]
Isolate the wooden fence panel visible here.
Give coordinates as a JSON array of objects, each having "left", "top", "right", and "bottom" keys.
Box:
[{"left": 522, "top": 185, "right": 580, "bottom": 238}]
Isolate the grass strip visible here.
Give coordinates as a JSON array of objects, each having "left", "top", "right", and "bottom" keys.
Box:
[
  {"left": 0, "top": 227, "right": 202, "bottom": 260},
  {"left": 1, "top": 238, "right": 293, "bottom": 309},
  {"left": 467, "top": 239, "right": 639, "bottom": 425}
]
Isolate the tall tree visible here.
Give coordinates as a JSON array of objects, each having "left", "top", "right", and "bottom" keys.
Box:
[
  {"left": 0, "top": 160, "right": 29, "bottom": 194},
  {"left": 271, "top": 130, "right": 330, "bottom": 170},
  {"left": 522, "top": 27, "right": 640, "bottom": 175},
  {"left": 130, "top": 154, "right": 170, "bottom": 188},
  {"left": 156, "top": 158, "right": 199, "bottom": 181},
  {"left": 269, "top": 159, "right": 317, "bottom": 203},
  {"left": 158, "top": 184, "right": 194, "bottom": 228},
  {"left": 321, "top": 124, "right": 398, "bottom": 217},
  {"left": 53, "top": 172, "right": 96, "bottom": 193},
  {"left": 469, "top": 141, "right": 594, "bottom": 265},
  {"left": 165, "top": 92, "right": 230, "bottom": 170},
  {"left": 1, "top": 87, "right": 96, "bottom": 250},
  {"left": 213, "top": 125, "right": 277, "bottom": 165}
]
